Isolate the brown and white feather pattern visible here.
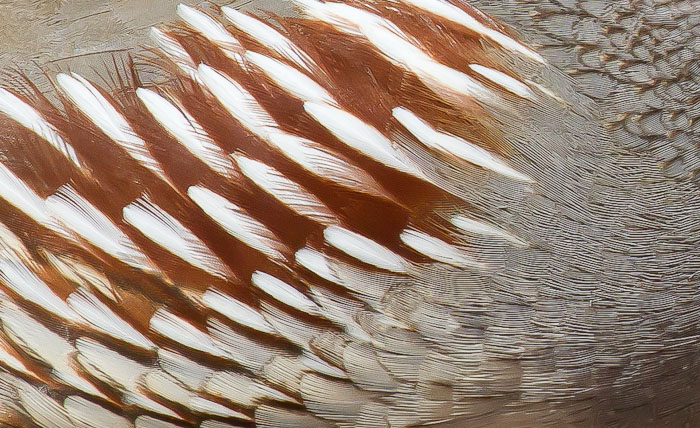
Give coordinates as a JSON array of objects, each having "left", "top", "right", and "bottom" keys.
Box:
[
  {"left": 0, "top": 0, "right": 550, "bottom": 426},
  {"left": 0, "top": 0, "right": 694, "bottom": 427}
]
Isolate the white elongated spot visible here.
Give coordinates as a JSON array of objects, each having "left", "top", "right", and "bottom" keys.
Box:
[
  {"left": 149, "top": 27, "right": 198, "bottom": 78},
  {"left": 0, "top": 256, "right": 80, "bottom": 322},
  {"left": 398, "top": 0, "right": 544, "bottom": 63},
  {"left": 469, "top": 64, "right": 533, "bottom": 98},
  {"left": 266, "top": 132, "right": 388, "bottom": 198},
  {"left": 0, "top": 88, "right": 81, "bottom": 168},
  {"left": 251, "top": 271, "right": 320, "bottom": 315},
  {"left": 146, "top": 370, "right": 251, "bottom": 420},
  {"left": 244, "top": 51, "right": 336, "bottom": 106},
  {"left": 150, "top": 309, "right": 227, "bottom": 358},
  {"left": 234, "top": 154, "right": 337, "bottom": 225},
  {"left": 188, "top": 185, "right": 287, "bottom": 261},
  {"left": 222, "top": 6, "right": 319, "bottom": 74},
  {"left": 304, "top": 102, "right": 424, "bottom": 179},
  {"left": 295, "top": 247, "right": 340, "bottom": 284},
  {"left": 158, "top": 348, "right": 213, "bottom": 390},
  {"left": 323, "top": 225, "right": 407, "bottom": 273},
  {"left": 74, "top": 338, "right": 182, "bottom": 419},
  {"left": 134, "top": 416, "right": 182, "bottom": 428},
  {"left": 451, "top": 215, "right": 527, "bottom": 246},
  {"left": 301, "top": 351, "right": 349, "bottom": 379},
  {"left": 46, "top": 185, "right": 157, "bottom": 273},
  {"left": 67, "top": 287, "right": 155, "bottom": 350},
  {"left": 294, "top": 0, "right": 365, "bottom": 36},
  {"left": 202, "top": 289, "right": 275, "bottom": 334},
  {"left": 123, "top": 196, "right": 230, "bottom": 279},
  {"left": 17, "top": 383, "right": 74, "bottom": 428},
  {"left": 75, "top": 338, "right": 147, "bottom": 391},
  {"left": 0, "top": 221, "right": 34, "bottom": 267},
  {"left": 176, "top": 4, "right": 242, "bottom": 59},
  {"left": 137, "top": 88, "right": 236, "bottom": 177},
  {"left": 0, "top": 303, "right": 103, "bottom": 398},
  {"left": 0, "top": 336, "right": 33, "bottom": 377},
  {"left": 206, "top": 370, "right": 297, "bottom": 407},
  {"left": 400, "top": 229, "right": 481, "bottom": 267},
  {"left": 361, "top": 20, "right": 492, "bottom": 101},
  {"left": 64, "top": 396, "right": 131, "bottom": 428},
  {"left": 392, "top": 107, "right": 533, "bottom": 182},
  {"left": 56, "top": 73, "right": 169, "bottom": 184},
  {"left": 43, "top": 252, "right": 119, "bottom": 303},
  {"left": 207, "top": 319, "right": 280, "bottom": 372},
  {"left": 0, "top": 163, "right": 71, "bottom": 239},
  {"left": 127, "top": 396, "right": 182, "bottom": 421},
  {"left": 300, "top": 1, "right": 492, "bottom": 101},
  {"left": 198, "top": 64, "right": 278, "bottom": 138}
]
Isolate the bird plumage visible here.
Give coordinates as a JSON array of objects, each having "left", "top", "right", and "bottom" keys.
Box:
[{"left": 0, "top": 0, "right": 697, "bottom": 427}]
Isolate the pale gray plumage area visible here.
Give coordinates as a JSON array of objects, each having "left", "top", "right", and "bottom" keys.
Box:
[
  {"left": 0, "top": 0, "right": 293, "bottom": 92},
  {"left": 0, "top": 0, "right": 696, "bottom": 428}
]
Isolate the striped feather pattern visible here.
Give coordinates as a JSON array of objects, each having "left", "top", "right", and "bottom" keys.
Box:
[{"left": 0, "top": 0, "right": 695, "bottom": 427}]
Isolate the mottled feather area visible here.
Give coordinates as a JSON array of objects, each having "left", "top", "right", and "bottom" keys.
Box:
[{"left": 0, "top": 0, "right": 696, "bottom": 427}]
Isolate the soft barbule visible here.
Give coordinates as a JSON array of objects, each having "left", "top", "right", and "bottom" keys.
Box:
[{"left": 0, "top": 0, "right": 696, "bottom": 427}]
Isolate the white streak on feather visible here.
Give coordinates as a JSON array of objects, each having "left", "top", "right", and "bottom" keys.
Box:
[
  {"left": 64, "top": 396, "right": 131, "bottom": 428},
  {"left": 451, "top": 215, "right": 527, "bottom": 246},
  {"left": 123, "top": 196, "right": 230, "bottom": 278},
  {"left": 206, "top": 370, "right": 298, "bottom": 407},
  {"left": 304, "top": 101, "right": 425, "bottom": 179},
  {"left": 145, "top": 370, "right": 251, "bottom": 420},
  {"left": 392, "top": 107, "right": 533, "bottom": 182},
  {"left": 244, "top": 51, "right": 336, "bottom": 105},
  {"left": 176, "top": 4, "right": 242, "bottom": 60},
  {"left": 0, "top": 303, "right": 103, "bottom": 398},
  {"left": 134, "top": 416, "right": 182, "bottom": 428},
  {"left": 56, "top": 73, "right": 170, "bottom": 184},
  {"left": 266, "top": 132, "right": 389, "bottom": 199},
  {"left": 0, "top": 163, "right": 72, "bottom": 239},
  {"left": 0, "top": 222, "right": 37, "bottom": 269},
  {"left": 301, "top": 351, "right": 349, "bottom": 379},
  {"left": 75, "top": 338, "right": 181, "bottom": 419},
  {"left": 46, "top": 185, "right": 157, "bottom": 273},
  {"left": 207, "top": 319, "right": 280, "bottom": 371},
  {"left": 149, "top": 27, "right": 199, "bottom": 78},
  {"left": 397, "top": 0, "right": 545, "bottom": 63},
  {"left": 400, "top": 229, "right": 481, "bottom": 267},
  {"left": 67, "top": 287, "right": 155, "bottom": 350},
  {"left": 295, "top": 247, "right": 341, "bottom": 284},
  {"left": 149, "top": 309, "right": 228, "bottom": 357},
  {"left": 43, "top": 252, "right": 119, "bottom": 303},
  {"left": 307, "top": 285, "right": 372, "bottom": 342},
  {"left": 137, "top": 88, "right": 236, "bottom": 177},
  {"left": 0, "top": 88, "right": 82, "bottom": 168},
  {"left": 360, "top": 20, "right": 492, "bottom": 101},
  {"left": 158, "top": 348, "right": 213, "bottom": 390},
  {"left": 75, "top": 338, "right": 146, "bottom": 390},
  {"left": 17, "top": 383, "right": 74, "bottom": 428},
  {"left": 198, "top": 64, "right": 278, "bottom": 138},
  {"left": 0, "top": 257, "right": 80, "bottom": 322},
  {"left": 260, "top": 301, "right": 324, "bottom": 351},
  {"left": 188, "top": 185, "right": 287, "bottom": 261},
  {"left": 469, "top": 64, "right": 534, "bottom": 98},
  {"left": 202, "top": 289, "right": 275, "bottom": 334},
  {"left": 0, "top": 338, "right": 32, "bottom": 377},
  {"left": 324, "top": 225, "right": 407, "bottom": 273},
  {"left": 222, "top": 6, "right": 320, "bottom": 74},
  {"left": 234, "top": 154, "right": 338, "bottom": 225},
  {"left": 298, "top": 1, "right": 492, "bottom": 101},
  {"left": 251, "top": 271, "right": 320, "bottom": 315}
]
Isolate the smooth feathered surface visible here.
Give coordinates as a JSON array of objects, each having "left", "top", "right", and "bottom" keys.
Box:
[{"left": 0, "top": 0, "right": 697, "bottom": 427}]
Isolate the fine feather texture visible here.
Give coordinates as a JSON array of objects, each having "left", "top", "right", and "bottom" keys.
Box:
[{"left": 0, "top": 0, "right": 695, "bottom": 427}]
